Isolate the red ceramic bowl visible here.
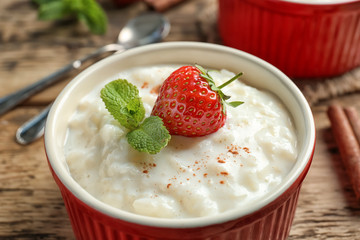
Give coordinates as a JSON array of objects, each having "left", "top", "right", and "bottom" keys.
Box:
[
  {"left": 44, "top": 42, "right": 316, "bottom": 239},
  {"left": 218, "top": 0, "right": 360, "bottom": 78}
]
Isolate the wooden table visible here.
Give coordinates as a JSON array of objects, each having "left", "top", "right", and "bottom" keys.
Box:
[{"left": 0, "top": 0, "right": 359, "bottom": 239}]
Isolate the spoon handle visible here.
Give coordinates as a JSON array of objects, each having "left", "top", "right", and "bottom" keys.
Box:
[
  {"left": 0, "top": 43, "right": 124, "bottom": 116},
  {"left": 15, "top": 104, "right": 52, "bottom": 145}
]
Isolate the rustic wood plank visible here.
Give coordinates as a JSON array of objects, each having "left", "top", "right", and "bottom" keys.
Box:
[{"left": 0, "top": 107, "right": 74, "bottom": 239}]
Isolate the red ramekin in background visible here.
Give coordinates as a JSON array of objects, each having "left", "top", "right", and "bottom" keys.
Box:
[
  {"left": 45, "top": 42, "right": 316, "bottom": 239},
  {"left": 218, "top": 0, "right": 360, "bottom": 78}
]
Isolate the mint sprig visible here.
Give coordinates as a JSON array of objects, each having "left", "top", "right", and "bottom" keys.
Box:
[
  {"left": 101, "top": 79, "right": 145, "bottom": 130},
  {"left": 127, "top": 116, "right": 170, "bottom": 154},
  {"left": 33, "top": 0, "right": 107, "bottom": 35},
  {"left": 101, "top": 79, "right": 171, "bottom": 154}
]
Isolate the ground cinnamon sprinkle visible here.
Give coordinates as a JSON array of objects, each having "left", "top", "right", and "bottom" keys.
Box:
[
  {"left": 150, "top": 85, "right": 161, "bottom": 94},
  {"left": 227, "top": 144, "right": 251, "bottom": 155},
  {"left": 228, "top": 149, "right": 239, "bottom": 155},
  {"left": 167, "top": 183, "right": 171, "bottom": 189},
  {"left": 218, "top": 159, "right": 226, "bottom": 163},
  {"left": 141, "top": 82, "right": 149, "bottom": 89},
  {"left": 227, "top": 144, "right": 238, "bottom": 154},
  {"left": 243, "top": 147, "right": 250, "bottom": 153},
  {"left": 219, "top": 180, "right": 225, "bottom": 184},
  {"left": 220, "top": 171, "right": 229, "bottom": 176},
  {"left": 142, "top": 161, "right": 158, "bottom": 175},
  {"left": 141, "top": 162, "right": 157, "bottom": 174}
]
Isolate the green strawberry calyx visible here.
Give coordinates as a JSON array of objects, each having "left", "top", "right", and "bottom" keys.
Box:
[
  {"left": 101, "top": 79, "right": 170, "bottom": 154},
  {"left": 196, "top": 64, "right": 244, "bottom": 113}
]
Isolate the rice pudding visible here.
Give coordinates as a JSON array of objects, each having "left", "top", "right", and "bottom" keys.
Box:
[{"left": 64, "top": 65, "right": 298, "bottom": 218}]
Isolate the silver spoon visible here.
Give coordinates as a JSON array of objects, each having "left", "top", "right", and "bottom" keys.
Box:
[
  {"left": 0, "top": 12, "right": 170, "bottom": 117},
  {"left": 15, "top": 13, "right": 170, "bottom": 145},
  {"left": 16, "top": 104, "right": 52, "bottom": 145}
]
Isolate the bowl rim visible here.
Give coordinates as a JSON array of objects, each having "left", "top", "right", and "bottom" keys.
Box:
[{"left": 45, "top": 41, "right": 316, "bottom": 228}]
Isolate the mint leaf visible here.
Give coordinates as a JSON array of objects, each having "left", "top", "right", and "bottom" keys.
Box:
[
  {"left": 33, "top": 0, "right": 59, "bottom": 5},
  {"left": 127, "top": 116, "right": 171, "bottom": 154},
  {"left": 75, "top": 0, "right": 107, "bottom": 35},
  {"left": 33, "top": 0, "right": 107, "bottom": 35},
  {"left": 36, "top": 0, "right": 68, "bottom": 21},
  {"left": 101, "top": 80, "right": 171, "bottom": 154},
  {"left": 101, "top": 79, "right": 145, "bottom": 130}
]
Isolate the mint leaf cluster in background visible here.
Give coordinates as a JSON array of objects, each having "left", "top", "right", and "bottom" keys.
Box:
[
  {"left": 101, "top": 79, "right": 171, "bottom": 154},
  {"left": 33, "top": 0, "right": 107, "bottom": 35}
]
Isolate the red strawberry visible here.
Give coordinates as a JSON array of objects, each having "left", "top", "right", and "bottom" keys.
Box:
[{"left": 151, "top": 65, "right": 243, "bottom": 137}]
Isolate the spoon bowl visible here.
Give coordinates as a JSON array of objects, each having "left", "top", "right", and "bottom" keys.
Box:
[{"left": 118, "top": 13, "right": 170, "bottom": 48}]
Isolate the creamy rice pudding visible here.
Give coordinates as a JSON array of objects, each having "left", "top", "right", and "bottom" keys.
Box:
[{"left": 64, "top": 65, "right": 298, "bottom": 218}]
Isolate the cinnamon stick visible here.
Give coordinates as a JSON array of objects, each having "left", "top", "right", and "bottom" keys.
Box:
[
  {"left": 327, "top": 104, "right": 360, "bottom": 200},
  {"left": 344, "top": 106, "right": 360, "bottom": 146}
]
